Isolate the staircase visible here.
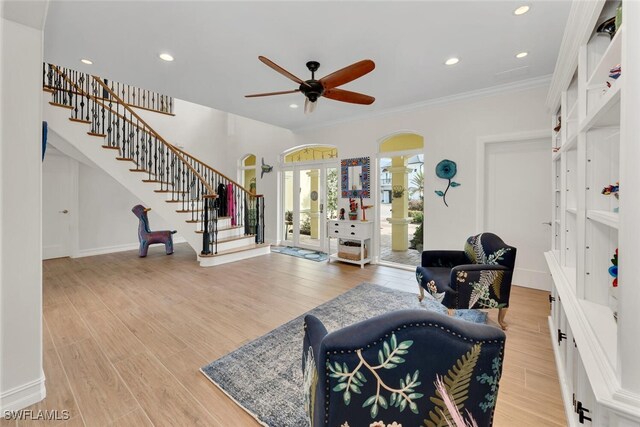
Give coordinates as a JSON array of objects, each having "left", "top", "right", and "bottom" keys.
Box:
[{"left": 42, "top": 63, "right": 270, "bottom": 267}]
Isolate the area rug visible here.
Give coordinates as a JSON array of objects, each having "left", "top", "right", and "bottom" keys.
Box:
[
  {"left": 200, "top": 283, "right": 487, "bottom": 426},
  {"left": 271, "top": 246, "right": 328, "bottom": 262}
]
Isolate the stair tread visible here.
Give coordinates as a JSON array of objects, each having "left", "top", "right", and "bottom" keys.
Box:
[
  {"left": 195, "top": 225, "right": 244, "bottom": 232},
  {"left": 49, "top": 101, "right": 73, "bottom": 109},
  {"left": 200, "top": 243, "right": 270, "bottom": 257},
  {"left": 213, "top": 234, "right": 255, "bottom": 244}
]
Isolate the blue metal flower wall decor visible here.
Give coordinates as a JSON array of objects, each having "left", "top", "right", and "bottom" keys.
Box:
[{"left": 434, "top": 159, "right": 460, "bottom": 207}]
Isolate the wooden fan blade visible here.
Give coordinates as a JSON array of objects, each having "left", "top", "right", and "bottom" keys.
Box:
[
  {"left": 258, "top": 56, "right": 311, "bottom": 88},
  {"left": 245, "top": 89, "right": 300, "bottom": 98},
  {"left": 323, "top": 88, "right": 375, "bottom": 105},
  {"left": 319, "top": 59, "right": 375, "bottom": 90}
]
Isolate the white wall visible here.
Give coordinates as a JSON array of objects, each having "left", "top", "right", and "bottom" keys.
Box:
[
  {"left": 0, "top": 17, "right": 45, "bottom": 411},
  {"left": 76, "top": 162, "right": 176, "bottom": 255},
  {"left": 228, "top": 84, "right": 550, "bottom": 250},
  {"left": 135, "top": 99, "right": 232, "bottom": 178}
]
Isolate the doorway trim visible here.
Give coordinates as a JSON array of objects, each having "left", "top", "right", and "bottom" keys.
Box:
[
  {"left": 376, "top": 131, "right": 425, "bottom": 268},
  {"left": 278, "top": 145, "right": 339, "bottom": 249},
  {"left": 475, "top": 130, "right": 549, "bottom": 232}
]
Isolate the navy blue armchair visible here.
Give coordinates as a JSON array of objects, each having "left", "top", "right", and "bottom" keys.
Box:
[
  {"left": 302, "top": 309, "right": 506, "bottom": 427},
  {"left": 415, "top": 233, "right": 517, "bottom": 330}
]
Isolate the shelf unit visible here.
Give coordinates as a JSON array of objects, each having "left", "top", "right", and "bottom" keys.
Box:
[
  {"left": 546, "top": 1, "right": 640, "bottom": 425},
  {"left": 327, "top": 220, "right": 373, "bottom": 268}
]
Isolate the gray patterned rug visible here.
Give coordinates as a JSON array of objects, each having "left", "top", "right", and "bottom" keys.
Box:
[
  {"left": 271, "top": 246, "right": 328, "bottom": 262},
  {"left": 200, "top": 283, "right": 487, "bottom": 426}
]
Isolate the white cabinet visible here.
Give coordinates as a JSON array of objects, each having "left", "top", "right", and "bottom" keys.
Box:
[
  {"left": 327, "top": 220, "right": 373, "bottom": 268},
  {"left": 546, "top": 1, "right": 640, "bottom": 425}
]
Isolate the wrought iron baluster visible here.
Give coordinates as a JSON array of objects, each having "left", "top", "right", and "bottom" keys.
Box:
[
  {"left": 107, "top": 97, "right": 113, "bottom": 146},
  {"left": 153, "top": 136, "right": 159, "bottom": 178},
  {"left": 91, "top": 80, "right": 99, "bottom": 133},
  {"left": 146, "top": 134, "right": 153, "bottom": 180},
  {"left": 72, "top": 70, "right": 78, "bottom": 119},
  {"left": 202, "top": 194, "right": 211, "bottom": 255}
]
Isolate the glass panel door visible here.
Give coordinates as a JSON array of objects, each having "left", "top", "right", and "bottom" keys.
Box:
[
  {"left": 325, "top": 166, "right": 339, "bottom": 254},
  {"left": 282, "top": 170, "right": 294, "bottom": 244},
  {"left": 298, "top": 168, "right": 322, "bottom": 251},
  {"left": 281, "top": 163, "right": 338, "bottom": 252}
]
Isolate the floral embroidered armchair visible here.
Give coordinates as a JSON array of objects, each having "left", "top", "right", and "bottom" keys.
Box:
[
  {"left": 302, "top": 309, "right": 506, "bottom": 427},
  {"left": 415, "top": 233, "right": 517, "bottom": 330}
]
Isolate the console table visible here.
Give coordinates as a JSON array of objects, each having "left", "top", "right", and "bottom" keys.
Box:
[{"left": 327, "top": 220, "right": 373, "bottom": 268}]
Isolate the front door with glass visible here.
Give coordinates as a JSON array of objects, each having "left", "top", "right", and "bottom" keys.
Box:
[{"left": 281, "top": 164, "right": 338, "bottom": 252}]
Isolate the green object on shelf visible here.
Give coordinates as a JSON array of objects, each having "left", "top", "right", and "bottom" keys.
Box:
[{"left": 615, "top": 2, "right": 622, "bottom": 31}]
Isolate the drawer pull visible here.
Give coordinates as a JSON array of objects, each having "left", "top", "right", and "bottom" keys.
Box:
[
  {"left": 335, "top": 230, "right": 339, "bottom": 234},
  {"left": 350, "top": 224, "right": 356, "bottom": 228},
  {"left": 350, "top": 232, "right": 356, "bottom": 235}
]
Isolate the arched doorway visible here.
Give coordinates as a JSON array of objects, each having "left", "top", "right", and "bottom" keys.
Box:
[
  {"left": 280, "top": 145, "right": 338, "bottom": 251},
  {"left": 378, "top": 132, "right": 424, "bottom": 266},
  {"left": 238, "top": 154, "right": 257, "bottom": 194}
]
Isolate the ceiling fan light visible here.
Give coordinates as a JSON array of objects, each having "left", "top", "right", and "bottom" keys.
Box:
[{"left": 304, "top": 98, "right": 317, "bottom": 115}]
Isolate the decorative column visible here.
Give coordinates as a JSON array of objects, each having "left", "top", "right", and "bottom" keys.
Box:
[
  {"left": 387, "top": 156, "right": 412, "bottom": 251},
  {"left": 308, "top": 169, "right": 320, "bottom": 239}
]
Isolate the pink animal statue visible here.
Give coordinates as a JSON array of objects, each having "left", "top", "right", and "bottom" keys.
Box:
[{"left": 131, "top": 205, "right": 176, "bottom": 257}]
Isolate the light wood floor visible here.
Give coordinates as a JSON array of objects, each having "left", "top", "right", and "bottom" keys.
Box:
[{"left": 5, "top": 244, "right": 566, "bottom": 426}]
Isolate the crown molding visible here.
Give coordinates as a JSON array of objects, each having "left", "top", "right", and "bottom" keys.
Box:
[
  {"left": 545, "top": 0, "right": 605, "bottom": 113},
  {"left": 293, "top": 74, "right": 551, "bottom": 133}
]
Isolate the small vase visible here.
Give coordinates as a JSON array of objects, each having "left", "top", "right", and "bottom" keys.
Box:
[{"left": 348, "top": 212, "right": 358, "bottom": 221}]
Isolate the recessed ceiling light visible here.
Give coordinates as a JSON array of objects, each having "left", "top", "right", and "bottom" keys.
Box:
[
  {"left": 80, "top": 59, "right": 93, "bottom": 65},
  {"left": 514, "top": 5, "right": 530, "bottom": 15},
  {"left": 516, "top": 51, "right": 529, "bottom": 59},
  {"left": 159, "top": 53, "right": 174, "bottom": 62},
  {"left": 445, "top": 57, "right": 460, "bottom": 66},
  {"left": 289, "top": 103, "right": 299, "bottom": 109}
]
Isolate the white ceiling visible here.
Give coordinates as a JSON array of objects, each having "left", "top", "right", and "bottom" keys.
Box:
[{"left": 43, "top": 1, "right": 571, "bottom": 131}]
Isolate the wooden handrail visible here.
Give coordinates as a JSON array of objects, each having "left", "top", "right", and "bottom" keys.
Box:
[
  {"left": 50, "top": 64, "right": 215, "bottom": 197},
  {"left": 42, "top": 85, "right": 174, "bottom": 116},
  {"left": 170, "top": 145, "right": 254, "bottom": 195},
  {"left": 51, "top": 65, "right": 251, "bottom": 200},
  {"left": 96, "top": 77, "right": 217, "bottom": 196}
]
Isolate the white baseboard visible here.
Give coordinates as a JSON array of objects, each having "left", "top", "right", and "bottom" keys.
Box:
[
  {"left": 0, "top": 374, "right": 46, "bottom": 413},
  {"left": 513, "top": 267, "right": 551, "bottom": 291},
  {"left": 72, "top": 236, "right": 186, "bottom": 258}
]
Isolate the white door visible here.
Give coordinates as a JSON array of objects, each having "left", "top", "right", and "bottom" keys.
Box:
[
  {"left": 484, "top": 138, "right": 552, "bottom": 290},
  {"left": 281, "top": 163, "right": 338, "bottom": 251},
  {"left": 42, "top": 153, "right": 74, "bottom": 259}
]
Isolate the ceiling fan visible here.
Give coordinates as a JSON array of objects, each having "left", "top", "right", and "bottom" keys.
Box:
[{"left": 246, "top": 56, "right": 375, "bottom": 114}]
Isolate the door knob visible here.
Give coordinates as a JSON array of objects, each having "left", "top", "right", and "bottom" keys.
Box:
[{"left": 59, "top": 209, "right": 69, "bottom": 214}]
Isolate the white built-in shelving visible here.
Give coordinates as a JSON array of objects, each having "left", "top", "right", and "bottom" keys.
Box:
[{"left": 546, "top": 1, "right": 640, "bottom": 425}]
